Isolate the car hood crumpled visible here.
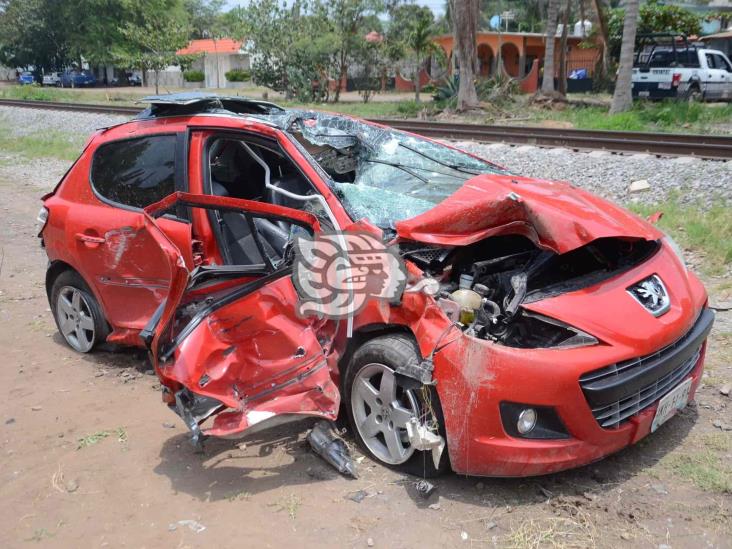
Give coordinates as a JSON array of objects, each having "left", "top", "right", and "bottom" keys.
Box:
[{"left": 395, "top": 174, "right": 662, "bottom": 253}]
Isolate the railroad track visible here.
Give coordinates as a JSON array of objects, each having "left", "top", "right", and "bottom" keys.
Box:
[{"left": 2, "top": 98, "right": 732, "bottom": 160}]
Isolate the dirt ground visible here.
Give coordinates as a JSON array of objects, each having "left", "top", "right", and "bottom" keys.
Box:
[{"left": 1, "top": 155, "right": 731, "bottom": 548}]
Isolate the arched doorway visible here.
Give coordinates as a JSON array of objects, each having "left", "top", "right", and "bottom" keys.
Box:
[
  {"left": 500, "top": 43, "right": 521, "bottom": 77},
  {"left": 477, "top": 44, "right": 493, "bottom": 77}
]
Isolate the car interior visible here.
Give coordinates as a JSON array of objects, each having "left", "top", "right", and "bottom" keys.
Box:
[{"left": 207, "top": 136, "right": 324, "bottom": 266}]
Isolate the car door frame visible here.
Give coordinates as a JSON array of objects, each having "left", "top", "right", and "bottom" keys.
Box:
[
  {"left": 70, "top": 130, "right": 191, "bottom": 341},
  {"left": 712, "top": 52, "right": 732, "bottom": 100},
  {"left": 139, "top": 191, "right": 342, "bottom": 443}
]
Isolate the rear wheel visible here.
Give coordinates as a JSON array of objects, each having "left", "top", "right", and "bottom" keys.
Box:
[
  {"left": 685, "top": 85, "right": 702, "bottom": 103},
  {"left": 50, "top": 270, "right": 108, "bottom": 353},
  {"left": 344, "top": 334, "right": 449, "bottom": 477}
]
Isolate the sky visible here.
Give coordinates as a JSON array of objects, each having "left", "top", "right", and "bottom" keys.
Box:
[{"left": 223, "top": 0, "right": 446, "bottom": 16}]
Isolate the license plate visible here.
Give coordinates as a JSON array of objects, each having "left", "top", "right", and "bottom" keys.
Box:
[
  {"left": 658, "top": 82, "right": 672, "bottom": 90},
  {"left": 651, "top": 378, "right": 692, "bottom": 432},
  {"left": 639, "top": 91, "right": 650, "bottom": 97}
]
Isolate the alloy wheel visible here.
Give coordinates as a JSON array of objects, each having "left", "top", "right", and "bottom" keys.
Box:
[
  {"left": 56, "top": 286, "right": 96, "bottom": 352},
  {"left": 350, "top": 362, "right": 420, "bottom": 465}
]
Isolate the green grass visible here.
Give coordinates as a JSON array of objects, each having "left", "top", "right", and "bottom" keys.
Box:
[
  {"left": 630, "top": 197, "right": 732, "bottom": 276},
  {"left": 0, "top": 123, "right": 84, "bottom": 162},
  {"left": 0, "top": 84, "right": 427, "bottom": 118},
  {"left": 543, "top": 100, "right": 732, "bottom": 134},
  {"left": 277, "top": 98, "right": 424, "bottom": 118},
  {"left": 76, "top": 427, "right": 127, "bottom": 449},
  {"left": 0, "top": 84, "right": 140, "bottom": 106},
  {"left": 665, "top": 433, "right": 732, "bottom": 494}
]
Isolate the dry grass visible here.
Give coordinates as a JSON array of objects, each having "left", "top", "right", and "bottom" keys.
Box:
[
  {"left": 663, "top": 432, "right": 732, "bottom": 494},
  {"left": 502, "top": 514, "right": 598, "bottom": 549}
]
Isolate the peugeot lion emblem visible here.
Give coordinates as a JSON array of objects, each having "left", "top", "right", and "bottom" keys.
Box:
[{"left": 627, "top": 274, "right": 670, "bottom": 317}]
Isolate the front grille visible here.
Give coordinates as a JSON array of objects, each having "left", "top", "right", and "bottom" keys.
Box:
[{"left": 579, "top": 308, "right": 714, "bottom": 429}]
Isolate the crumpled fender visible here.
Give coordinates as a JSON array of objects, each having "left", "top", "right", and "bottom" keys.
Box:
[{"left": 395, "top": 174, "right": 662, "bottom": 253}]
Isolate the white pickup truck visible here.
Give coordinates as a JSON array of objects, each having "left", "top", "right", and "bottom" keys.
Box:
[{"left": 632, "top": 45, "right": 732, "bottom": 101}]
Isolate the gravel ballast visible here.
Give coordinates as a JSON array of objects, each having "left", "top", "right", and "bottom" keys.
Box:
[
  {"left": 452, "top": 141, "right": 732, "bottom": 208},
  {"left": 1, "top": 105, "right": 730, "bottom": 206}
]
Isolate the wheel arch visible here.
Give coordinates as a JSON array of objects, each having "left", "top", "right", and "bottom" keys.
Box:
[
  {"left": 46, "top": 260, "right": 105, "bottom": 314},
  {"left": 337, "top": 323, "right": 419, "bottom": 378},
  {"left": 46, "top": 260, "right": 78, "bottom": 299}
]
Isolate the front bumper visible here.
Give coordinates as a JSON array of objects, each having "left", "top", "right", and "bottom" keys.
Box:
[{"left": 433, "top": 245, "right": 712, "bottom": 477}]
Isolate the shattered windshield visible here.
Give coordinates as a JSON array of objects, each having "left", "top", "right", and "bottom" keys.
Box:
[{"left": 269, "top": 111, "right": 506, "bottom": 229}]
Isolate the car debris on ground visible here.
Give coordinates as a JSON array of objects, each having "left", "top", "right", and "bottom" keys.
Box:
[{"left": 307, "top": 421, "right": 358, "bottom": 478}]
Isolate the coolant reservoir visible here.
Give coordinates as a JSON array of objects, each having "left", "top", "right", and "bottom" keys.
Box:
[{"left": 450, "top": 274, "right": 482, "bottom": 312}]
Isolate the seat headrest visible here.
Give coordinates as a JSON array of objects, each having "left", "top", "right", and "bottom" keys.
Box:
[{"left": 211, "top": 181, "right": 230, "bottom": 196}]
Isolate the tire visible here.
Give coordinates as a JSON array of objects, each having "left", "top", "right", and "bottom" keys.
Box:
[
  {"left": 684, "top": 85, "right": 702, "bottom": 103},
  {"left": 50, "top": 270, "right": 109, "bottom": 353},
  {"left": 344, "top": 334, "right": 450, "bottom": 477}
]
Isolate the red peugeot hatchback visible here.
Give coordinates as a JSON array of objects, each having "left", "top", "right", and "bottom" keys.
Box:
[{"left": 39, "top": 93, "right": 713, "bottom": 477}]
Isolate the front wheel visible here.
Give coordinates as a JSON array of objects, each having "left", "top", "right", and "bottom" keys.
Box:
[
  {"left": 50, "top": 270, "right": 108, "bottom": 353},
  {"left": 344, "top": 334, "right": 449, "bottom": 477}
]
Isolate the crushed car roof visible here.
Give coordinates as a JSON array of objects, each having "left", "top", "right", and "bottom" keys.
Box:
[{"left": 135, "top": 92, "right": 284, "bottom": 119}]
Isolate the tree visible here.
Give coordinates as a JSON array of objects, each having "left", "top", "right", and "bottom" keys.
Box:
[
  {"left": 589, "top": 0, "right": 610, "bottom": 83},
  {"left": 352, "top": 31, "right": 386, "bottom": 103},
  {"left": 229, "top": 0, "right": 336, "bottom": 102},
  {"left": 117, "top": 14, "right": 190, "bottom": 94},
  {"left": 610, "top": 0, "right": 639, "bottom": 114},
  {"left": 185, "top": 0, "right": 226, "bottom": 39},
  {"left": 62, "top": 0, "right": 138, "bottom": 71},
  {"left": 557, "top": 0, "right": 571, "bottom": 97},
  {"left": 322, "top": 0, "right": 384, "bottom": 102},
  {"left": 0, "top": 0, "right": 70, "bottom": 73},
  {"left": 607, "top": 0, "right": 701, "bottom": 59},
  {"left": 405, "top": 15, "right": 438, "bottom": 102},
  {"left": 451, "top": 0, "right": 479, "bottom": 111},
  {"left": 540, "top": 0, "right": 559, "bottom": 95}
]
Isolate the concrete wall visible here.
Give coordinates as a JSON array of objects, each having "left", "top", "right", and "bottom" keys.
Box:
[
  {"left": 202, "top": 53, "right": 250, "bottom": 88},
  {"left": 145, "top": 68, "right": 184, "bottom": 89},
  {"left": 142, "top": 53, "right": 251, "bottom": 89},
  {"left": 0, "top": 65, "right": 15, "bottom": 80}
]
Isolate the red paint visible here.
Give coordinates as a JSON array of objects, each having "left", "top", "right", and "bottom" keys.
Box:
[
  {"left": 396, "top": 174, "right": 662, "bottom": 252},
  {"left": 40, "top": 111, "right": 711, "bottom": 476}
]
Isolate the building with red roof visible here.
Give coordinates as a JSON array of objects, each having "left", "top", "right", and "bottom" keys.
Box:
[{"left": 175, "top": 38, "right": 251, "bottom": 88}]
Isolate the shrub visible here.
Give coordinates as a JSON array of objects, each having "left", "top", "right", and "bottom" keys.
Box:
[
  {"left": 395, "top": 101, "right": 422, "bottom": 117},
  {"left": 183, "top": 70, "right": 205, "bottom": 83},
  {"left": 225, "top": 69, "right": 251, "bottom": 82}
]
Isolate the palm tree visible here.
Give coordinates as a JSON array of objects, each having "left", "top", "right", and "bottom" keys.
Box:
[
  {"left": 541, "top": 0, "right": 560, "bottom": 95},
  {"left": 610, "top": 0, "right": 640, "bottom": 114},
  {"left": 590, "top": 0, "right": 610, "bottom": 82},
  {"left": 451, "top": 0, "right": 479, "bottom": 111},
  {"left": 407, "top": 17, "right": 437, "bottom": 102}
]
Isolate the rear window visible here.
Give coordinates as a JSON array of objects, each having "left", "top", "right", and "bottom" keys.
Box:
[
  {"left": 91, "top": 135, "right": 177, "bottom": 208},
  {"left": 647, "top": 48, "right": 700, "bottom": 68}
]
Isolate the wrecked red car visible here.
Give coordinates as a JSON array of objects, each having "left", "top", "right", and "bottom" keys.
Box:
[{"left": 39, "top": 93, "right": 714, "bottom": 477}]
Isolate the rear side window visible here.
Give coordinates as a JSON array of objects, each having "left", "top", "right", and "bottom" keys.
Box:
[{"left": 91, "top": 135, "right": 177, "bottom": 208}]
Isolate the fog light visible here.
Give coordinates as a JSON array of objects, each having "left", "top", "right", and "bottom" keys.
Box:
[{"left": 517, "top": 408, "right": 537, "bottom": 434}]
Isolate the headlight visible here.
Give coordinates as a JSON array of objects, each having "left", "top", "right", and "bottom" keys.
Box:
[
  {"left": 498, "top": 311, "right": 598, "bottom": 349},
  {"left": 663, "top": 234, "right": 687, "bottom": 271}
]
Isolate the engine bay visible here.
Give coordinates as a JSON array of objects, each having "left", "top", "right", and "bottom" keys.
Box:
[{"left": 400, "top": 235, "right": 661, "bottom": 348}]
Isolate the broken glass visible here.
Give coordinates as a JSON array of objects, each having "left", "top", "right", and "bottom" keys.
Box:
[{"left": 263, "top": 111, "right": 507, "bottom": 229}]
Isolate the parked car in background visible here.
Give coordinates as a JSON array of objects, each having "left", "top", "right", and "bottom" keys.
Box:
[
  {"left": 60, "top": 70, "right": 96, "bottom": 88},
  {"left": 633, "top": 34, "right": 732, "bottom": 101},
  {"left": 111, "top": 72, "right": 142, "bottom": 86},
  {"left": 42, "top": 72, "right": 62, "bottom": 86},
  {"left": 17, "top": 71, "right": 35, "bottom": 85}
]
